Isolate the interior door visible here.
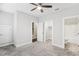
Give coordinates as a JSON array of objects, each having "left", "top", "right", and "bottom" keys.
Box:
[
  {"left": 0, "top": 25, "right": 12, "bottom": 44},
  {"left": 37, "top": 22, "right": 44, "bottom": 42}
]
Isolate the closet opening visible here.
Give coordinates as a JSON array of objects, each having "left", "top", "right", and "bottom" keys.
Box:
[{"left": 32, "top": 22, "right": 37, "bottom": 42}]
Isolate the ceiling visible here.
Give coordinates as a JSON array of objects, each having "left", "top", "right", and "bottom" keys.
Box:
[{"left": 0, "top": 3, "right": 79, "bottom": 17}]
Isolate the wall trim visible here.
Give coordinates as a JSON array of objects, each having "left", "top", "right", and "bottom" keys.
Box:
[
  {"left": 0, "top": 42, "right": 13, "bottom": 47},
  {"left": 15, "top": 42, "right": 32, "bottom": 47},
  {"left": 52, "top": 43, "right": 64, "bottom": 49}
]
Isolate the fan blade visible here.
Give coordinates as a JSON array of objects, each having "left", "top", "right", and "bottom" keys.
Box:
[
  {"left": 38, "top": 3, "right": 42, "bottom": 5},
  {"left": 31, "top": 7, "right": 37, "bottom": 11},
  {"left": 30, "top": 3, "right": 38, "bottom": 6},
  {"left": 40, "top": 9, "right": 43, "bottom": 13},
  {"left": 42, "top": 5, "right": 52, "bottom": 8}
]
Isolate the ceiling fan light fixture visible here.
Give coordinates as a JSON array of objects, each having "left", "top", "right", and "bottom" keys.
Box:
[
  {"left": 30, "top": 3, "right": 52, "bottom": 13},
  {"left": 37, "top": 6, "right": 42, "bottom": 10}
]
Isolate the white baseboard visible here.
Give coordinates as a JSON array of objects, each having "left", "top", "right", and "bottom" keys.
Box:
[
  {"left": 0, "top": 42, "right": 13, "bottom": 47},
  {"left": 52, "top": 43, "right": 64, "bottom": 49},
  {"left": 15, "top": 42, "right": 32, "bottom": 47}
]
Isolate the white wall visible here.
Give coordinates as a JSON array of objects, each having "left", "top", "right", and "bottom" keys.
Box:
[
  {"left": 0, "top": 11, "right": 14, "bottom": 46},
  {"left": 37, "top": 22, "right": 44, "bottom": 42},
  {"left": 39, "top": 14, "right": 64, "bottom": 48},
  {"left": 52, "top": 15, "right": 64, "bottom": 48},
  {"left": 38, "top": 6, "right": 79, "bottom": 48},
  {"left": 0, "top": 11, "right": 13, "bottom": 25},
  {"left": 14, "top": 11, "right": 38, "bottom": 47}
]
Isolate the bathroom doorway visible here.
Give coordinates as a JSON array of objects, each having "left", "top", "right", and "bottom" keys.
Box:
[
  {"left": 64, "top": 16, "right": 79, "bottom": 52},
  {"left": 32, "top": 22, "right": 37, "bottom": 42}
]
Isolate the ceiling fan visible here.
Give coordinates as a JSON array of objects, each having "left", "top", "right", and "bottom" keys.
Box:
[{"left": 30, "top": 3, "right": 52, "bottom": 13}]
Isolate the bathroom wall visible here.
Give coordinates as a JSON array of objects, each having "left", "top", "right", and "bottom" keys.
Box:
[{"left": 64, "top": 17, "right": 79, "bottom": 45}]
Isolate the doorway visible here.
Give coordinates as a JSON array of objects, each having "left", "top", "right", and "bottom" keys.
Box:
[
  {"left": 46, "top": 26, "right": 52, "bottom": 44},
  {"left": 42, "top": 21, "right": 53, "bottom": 47},
  {"left": 64, "top": 16, "right": 79, "bottom": 52},
  {"left": 32, "top": 22, "right": 37, "bottom": 42}
]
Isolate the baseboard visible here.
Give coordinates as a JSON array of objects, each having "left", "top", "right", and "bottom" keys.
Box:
[
  {"left": 0, "top": 42, "right": 13, "bottom": 47},
  {"left": 15, "top": 42, "right": 32, "bottom": 47},
  {"left": 52, "top": 43, "right": 64, "bottom": 49}
]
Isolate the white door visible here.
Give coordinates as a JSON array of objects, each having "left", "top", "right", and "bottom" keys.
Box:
[
  {"left": 37, "top": 22, "right": 44, "bottom": 42},
  {"left": 0, "top": 25, "right": 12, "bottom": 44}
]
